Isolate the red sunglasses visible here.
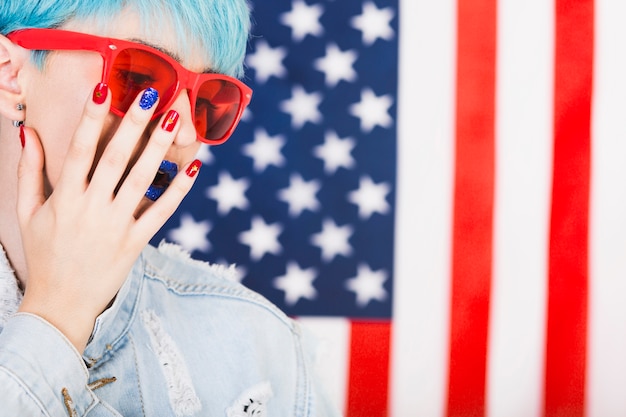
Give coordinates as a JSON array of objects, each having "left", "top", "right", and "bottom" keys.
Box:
[{"left": 7, "top": 28, "right": 252, "bottom": 144}]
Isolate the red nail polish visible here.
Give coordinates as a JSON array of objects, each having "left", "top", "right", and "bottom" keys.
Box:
[
  {"left": 92, "top": 82, "right": 108, "bottom": 104},
  {"left": 161, "top": 110, "right": 180, "bottom": 132},
  {"left": 19, "top": 125, "right": 25, "bottom": 148},
  {"left": 185, "top": 159, "right": 202, "bottom": 178}
]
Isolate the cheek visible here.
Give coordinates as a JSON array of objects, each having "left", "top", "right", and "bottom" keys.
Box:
[{"left": 25, "top": 53, "right": 104, "bottom": 187}]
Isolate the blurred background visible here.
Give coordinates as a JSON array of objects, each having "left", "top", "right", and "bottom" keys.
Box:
[{"left": 151, "top": 0, "right": 626, "bottom": 416}]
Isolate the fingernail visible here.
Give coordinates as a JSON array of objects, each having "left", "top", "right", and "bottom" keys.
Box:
[
  {"left": 93, "top": 82, "right": 108, "bottom": 104},
  {"left": 185, "top": 159, "right": 202, "bottom": 178},
  {"left": 145, "top": 184, "right": 165, "bottom": 201},
  {"left": 19, "top": 125, "right": 25, "bottom": 148},
  {"left": 161, "top": 110, "right": 179, "bottom": 132},
  {"left": 139, "top": 88, "right": 159, "bottom": 110}
]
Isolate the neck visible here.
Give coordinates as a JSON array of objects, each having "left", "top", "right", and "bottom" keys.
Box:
[{"left": 0, "top": 117, "right": 28, "bottom": 288}]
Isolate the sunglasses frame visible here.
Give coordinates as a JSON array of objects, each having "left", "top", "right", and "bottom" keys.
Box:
[{"left": 7, "top": 28, "right": 253, "bottom": 144}]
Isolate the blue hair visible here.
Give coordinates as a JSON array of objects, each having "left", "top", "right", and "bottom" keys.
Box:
[{"left": 0, "top": 0, "right": 251, "bottom": 77}]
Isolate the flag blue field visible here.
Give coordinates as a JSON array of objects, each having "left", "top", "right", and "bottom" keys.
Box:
[{"left": 154, "top": 0, "right": 397, "bottom": 321}]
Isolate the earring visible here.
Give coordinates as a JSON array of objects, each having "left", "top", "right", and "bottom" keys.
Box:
[{"left": 13, "top": 103, "right": 24, "bottom": 127}]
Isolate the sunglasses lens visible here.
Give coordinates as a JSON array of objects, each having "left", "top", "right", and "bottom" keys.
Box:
[
  {"left": 109, "top": 47, "right": 243, "bottom": 143},
  {"left": 195, "top": 79, "right": 242, "bottom": 141},
  {"left": 109, "top": 48, "right": 177, "bottom": 113}
]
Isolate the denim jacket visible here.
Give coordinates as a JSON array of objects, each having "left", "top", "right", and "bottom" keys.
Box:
[{"left": 0, "top": 242, "right": 340, "bottom": 416}]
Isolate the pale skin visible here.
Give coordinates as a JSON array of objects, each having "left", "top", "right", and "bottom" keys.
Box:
[{"left": 0, "top": 11, "right": 208, "bottom": 352}]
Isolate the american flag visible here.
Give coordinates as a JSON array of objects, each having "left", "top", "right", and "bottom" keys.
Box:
[{"left": 152, "top": 0, "right": 626, "bottom": 415}]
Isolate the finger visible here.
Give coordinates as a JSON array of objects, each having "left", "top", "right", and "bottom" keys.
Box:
[
  {"left": 131, "top": 159, "right": 202, "bottom": 243},
  {"left": 113, "top": 109, "right": 181, "bottom": 212},
  {"left": 55, "top": 83, "right": 111, "bottom": 195},
  {"left": 87, "top": 88, "right": 160, "bottom": 198},
  {"left": 16, "top": 126, "right": 46, "bottom": 225}
]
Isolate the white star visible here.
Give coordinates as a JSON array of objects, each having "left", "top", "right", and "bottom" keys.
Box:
[
  {"left": 246, "top": 40, "right": 287, "bottom": 83},
  {"left": 345, "top": 263, "right": 388, "bottom": 307},
  {"left": 277, "top": 173, "right": 321, "bottom": 217},
  {"left": 349, "top": 88, "right": 393, "bottom": 133},
  {"left": 313, "top": 130, "right": 356, "bottom": 174},
  {"left": 279, "top": 85, "right": 323, "bottom": 129},
  {"left": 350, "top": 1, "right": 395, "bottom": 46},
  {"left": 239, "top": 216, "right": 283, "bottom": 261},
  {"left": 314, "top": 43, "right": 358, "bottom": 87},
  {"left": 280, "top": 0, "right": 324, "bottom": 42},
  {"left": 205, "top": 171, "right": 250, "bottom": 215},
  {"left": 167, "top": 213, "right": 211, "bottom": 254},
  {"left": 241, "top": 106, "right": 253, "bottom": 122},
  {"left": 195, "top": 145, "right": 214, "bottom": 164},
  {"left": 274, "top": 261, "right": 318, "bottom": 306},
  {"left": 242, "top": 128, "right": 286, "bottom": 173},
  {"left": 348, "top": 176, "right": 391, "bottom": 219},
  {"left": 311, "top": 218, "right": 353, "bottom": 262}
]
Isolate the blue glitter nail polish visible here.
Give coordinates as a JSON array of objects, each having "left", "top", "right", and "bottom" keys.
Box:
[
  {"left": 159, "top": 160, "right": 178, "bottom": 181},
  {"left": 145, "top": 184, "right": 165, "bottom": 201},
  {"left": 139, "top": 88, "right": 159, "bottom": 110},
  {"left": 145, "top": 160, "right": 178, "bottom": 201}
]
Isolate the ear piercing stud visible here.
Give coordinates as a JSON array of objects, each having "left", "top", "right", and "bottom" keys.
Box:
[{"left": 13, "top": 103, "right": 24, "bottom": 127}]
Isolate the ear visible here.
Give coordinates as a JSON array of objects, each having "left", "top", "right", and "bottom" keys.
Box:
[{"left": 0, "top": 34, "right": 28, "bottom": 121}]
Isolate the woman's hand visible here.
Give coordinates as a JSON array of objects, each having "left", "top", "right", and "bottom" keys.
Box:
[{"left": 15, "top": 84, "right": 200, "bottom": 352}]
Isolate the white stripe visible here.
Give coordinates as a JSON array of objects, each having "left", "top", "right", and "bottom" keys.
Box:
[
  {"left": 487, "top": 0, "right": 554, "bottom": 416},
  {"left": 391, "top": 0, "right": 456, "bottom": 415},
  {"left": 297, "top": 317, "right": 350, "bottom": 413},
  {"left": 587, "top": 2, "right": 626, "bottom": 416}
]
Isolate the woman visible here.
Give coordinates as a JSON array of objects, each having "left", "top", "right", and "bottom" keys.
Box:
[{"left": 0, "top": 0, "right": 338, "bottom": 415}]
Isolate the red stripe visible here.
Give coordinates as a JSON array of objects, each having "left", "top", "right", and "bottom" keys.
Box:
[
  {"left": 446, "top": 0, "right": 497, "bottom": 415},
  {"left": 346, "top": 321, "right": 391, "bottom": 417},
  {"left": 544, "top": 1, "right": 593, "bottom": 416}
]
